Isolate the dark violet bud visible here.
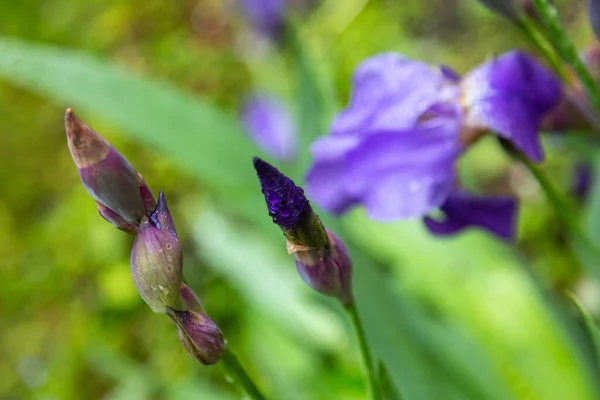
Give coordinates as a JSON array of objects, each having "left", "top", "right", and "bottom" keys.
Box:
[
  {"left": 65, "top": 108, "right": 155, "bottom": 231},
  {"left": 476, "top": 0, "right": 523, "bottom": 21},
  {"left": 589, "top": 0, "right": 600, "bottom": 43},
  {"left": 253, "top": 157, "right": 328, "bottom": 248},
  {"left": 130, "top": 192, "right": 183, "bottom": 313},
  {"left": 169, "top": 309, "right": 225, "bottom": 365},
  {"left": 292, "top": 230, "right": 353, "bottom": 306}
]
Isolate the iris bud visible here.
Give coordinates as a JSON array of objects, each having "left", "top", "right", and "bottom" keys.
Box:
[
  {"left": 253, "top": 157, "right": 328, "bottom": 248},
  {"left": 65, "top": 108, "right": 155, "bottom": 232},
  {"left": 169, "top": 309, "right": 225, "bottom": 365},
  {"left": 130, "top": 192, "right": 183, "bottom": 313},
  {"left": 254, "top": 157, "right": 354, "bottom": 305},
  {"left": 292, "top": 230, "right": 353, "bottom": 306}
]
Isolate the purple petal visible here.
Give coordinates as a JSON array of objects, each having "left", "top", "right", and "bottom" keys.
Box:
[
  {"left": 462, "top": 50, "right": 562, "bottom": 161},
  {"left": 465, "top": 96, "right": 544, "bottom": 161},
  {"left": 423, "top": 191, "right": 517, "bottom": 240},
  {"left": 306, "top": 160, "right": 359, "bottom": 214},
  {"left": 242, "top": 93, "right": 298, "bottom": 162},
  {"left": 307, "top": 119, "right": 462, "bottom": 220},
  {"left": 331, "top": 53, "right": 458, "bottom": 136}
]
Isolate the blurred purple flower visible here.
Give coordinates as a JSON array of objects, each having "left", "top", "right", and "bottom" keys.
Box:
[
  {"left": 242, "top": 93, "right": 298, "bottom": 162},
  {"left": 238, "top": 0, "right": 286, "bottom": 39},
  {"left": 307, "top": 50, "right": 561, "bottom": 238},
  {"left": 237, "top": 0, "right": 314, "bottom": 40},
  {"left": 423, "top": 191, "right": 517, "bottom": 241},
  {"left": 572, "top": 162, "right": 593, "bottom": 201}
]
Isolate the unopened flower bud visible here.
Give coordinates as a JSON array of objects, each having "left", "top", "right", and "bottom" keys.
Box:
[
  {"left": 253, "top": 157, "right": 354, "bottom": 304},
  {"left": 292, "top": 230, "right": 352, "bottom": 305},
  {"left": 130, "top": 192, "right": 183, "bottom": 313},
  {"left": 253, "top": 157, "right": 328, "bottom": 248},
  {"left": 65, "top": 108, "right": 155, "bottom": 231},
  {"left": 476, "top": 0, "right": 522, "bottom": 21},
  {"left": 169, "top": 309, "right": 225, "bottom": 365}
]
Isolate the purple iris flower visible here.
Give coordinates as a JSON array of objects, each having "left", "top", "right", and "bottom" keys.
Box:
[
  {"left": 306, "top": 50, "right": 562, "bottom": 239},
  {"left": 241, "top": 93, "right": 298, "bottom": 162}
]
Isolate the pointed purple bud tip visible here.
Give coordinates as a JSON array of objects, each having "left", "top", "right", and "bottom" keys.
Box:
[
  {"left": 169, "top": 309, "right": 225, "bottom": 365},
  {"left": 65, "top": 108, "right": 151, "bottom": 227},
  {"left": 253, "top": 157, "right": 329, "bottom": 247},
  {"left": 65, "top": 108, "right": 111, "bottom": 168},
  {"left": 293, "top": 230, "right": 353, "bottom": 306},
  {"left": 150, "top": 190, "right": 177, "bottom": 234},
  {"left": 131, "top": 203, "right": 183, "bottom": 313},
  {"left": 253, "top": 157, "right": 310, "bottom": 230}
]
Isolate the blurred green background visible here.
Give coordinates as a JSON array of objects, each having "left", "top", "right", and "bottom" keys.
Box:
[{"left": 2, "top": 0, "right": 600, "bottom": 399}]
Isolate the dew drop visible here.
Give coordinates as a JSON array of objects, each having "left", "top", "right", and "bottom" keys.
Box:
[{"left": 408, "top": 181, "right": 421, "bottom": 193}]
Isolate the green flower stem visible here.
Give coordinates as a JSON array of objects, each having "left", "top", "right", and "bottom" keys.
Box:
[
  {"left": 531, "top": 0, "right": 600, "bottom": 114},
  {"left": 345, "top": 301, "right": 381, "bottom": 400},
  {"left": 221, "top": 348, "right": 268, "bottom": 400},
  {"left": 515, "top": 149, "right": 600, "bottom": 279},
  {"left": 514, "top": 18, "right": 567, "bottom": 80}
]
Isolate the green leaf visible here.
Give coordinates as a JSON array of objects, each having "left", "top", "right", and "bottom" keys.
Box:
[
  {"left": 585, "top": 156, "right": 600, "bottom": 248},
  {"left": 568, "top": 293, "right": 600, "bottom": 374},
  {"left": 377, "top": 361, "right": 402, "bottom": 400},
  {"left": 0, "top": 36, "right": 258, "bottom": 196},
  {"left": 343, "top": 212, "right": 600, "bottom": 400}
]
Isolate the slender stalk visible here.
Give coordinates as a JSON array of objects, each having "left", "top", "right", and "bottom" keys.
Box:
[
  {"left": 221, "top": 348, "right": 268, "bottom": 400},
  {"left": 513, "top": 147, "right": 600, "bottom": 279},
  {"left": 345, "top": 302, "right": 381, "bottom": 400},
  {"left": 515, "top": 18, "right": 568, "bottom": 80},
  {"left": 531, "top": 0, "right": 600, "bottom": 114}
]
